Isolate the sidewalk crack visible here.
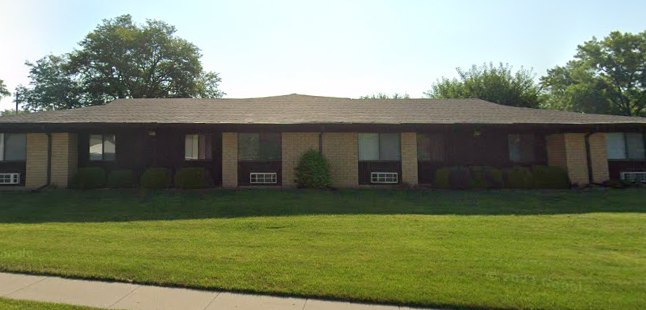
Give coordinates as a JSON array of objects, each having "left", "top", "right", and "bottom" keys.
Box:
[
  {"left": 201, "top": 291, "right": 221, "bottom": 310},
  {"left": 1, "top": 275, "right": 48, "bottom": 298},
  {"left": 107, "top": 284, "right": 140, "bottom": 309}
]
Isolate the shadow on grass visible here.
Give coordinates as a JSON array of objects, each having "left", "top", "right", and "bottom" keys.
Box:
[{"left": 0, "top": 188, "right": 644, "bottom": 223}]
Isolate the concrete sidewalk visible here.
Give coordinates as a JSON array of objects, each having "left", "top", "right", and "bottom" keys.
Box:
[{"left": 0, "top": 272, "right": 436, "bottom": 310}]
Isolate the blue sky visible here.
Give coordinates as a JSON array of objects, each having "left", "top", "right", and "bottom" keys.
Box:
[{"left": 1, "top": 0, "right": 645, "bottom": 110}]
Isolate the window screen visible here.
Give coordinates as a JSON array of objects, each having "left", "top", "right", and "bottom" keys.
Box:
[
  {"left": 358, "top": 133, "right": 379, "bottom": 161},
  {"left": 606, "top": 132, "right": 646, "bottom": 160},
  {"left": 379, "top": 133, "right": 400, "bottom": 161},
  {"left": 626, "top": 133, "right": 646, "bottom": 160},
  {"left": 606, "top": 133, "right": 627, "bottom": 160},
  {"left": 238, "top": 133, "right": 281, "bottom": 161},
  {"left": 0, "top": 134, "right": 26, "bottom": 161},
  {"left": 358, "top": 133, "right": 401, "bottom": 161}
]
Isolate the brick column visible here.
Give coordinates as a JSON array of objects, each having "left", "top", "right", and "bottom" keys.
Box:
[
  {"left": 26, "top": 133, "right": 78, "bottom": 189},
  {"left": 589, "top": 133, "right": 609, "bottom": 183},
  {"left": 546, "top": 133, "right": 609, "bottom": 186},
  {"left": 222, "top": 132, "right": 238, "bottom": 188},
  {"left": 400, "top": 132, "right": 418, "bottom": 186},
  {"left": 25, "top": 133, "right": 48, "bottom": 188},
  {"left": 322, "top": 133, "right": 358, "bottom": 188},
  {"left": 281, "top": 132, "right": 320, "bottom": 187}
]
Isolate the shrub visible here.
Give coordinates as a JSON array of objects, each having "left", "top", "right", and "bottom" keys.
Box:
[
  {"left": 70, "top": 167, "right": 107, "bottom": 190},
  {"left": 448, "top": 166, "right": 472, "bottom": 190},
  {"left": 504, "top": 166, "right": 534, "bottom": 189},
  {"left": 532, "top": 165, "right": 570, "bottom": 189},
  {"left": 433, "top": 167, "right": 451, "bottom": 189},
  {"left": 175, "top": 167, "right": 213, "bottom": 189},
  {"left": 140, "top": 167, "right": 172, "bottom": 190},
  {"left": 294, "top": 149, "right": 332, "bottom": 189},
  {"left": 107, "top": 170, "right": 137, "bottom": 188},
  {"left": 470, "top": 166, "right": 504, "bottom": 189}
]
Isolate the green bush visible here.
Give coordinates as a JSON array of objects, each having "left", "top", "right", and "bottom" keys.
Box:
[
  {"left": 70, "top": 167, "right": 107, "bottom": 190},
  {"left": 504, "top": 166, "right": 534, "bottom": 189},
  {"left": 532, "top": 165, "right": 570, "bottom": 189},
  {"left": 448, "top": 166, "right": 472, "bottom": 190},
  {"left": 294, "top": 149, "right": 332, "bottom": 189},
  {"left": 175, "top": 167, "right": 213, "bottom": 189},
  {"left": 470, "top": 166, "right": 503, "bottom": 189},
  {"left": 107, "top": 170, "right": 137, "bottom": 188},
  {"left": 140, "top": 167, "right": 172, "bottom": 190},
  {"left": 433, "top": 167, "right": 451, "bottom": 189}
]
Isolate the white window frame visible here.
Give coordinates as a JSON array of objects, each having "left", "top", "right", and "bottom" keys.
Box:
[
  {"left": 0, "top": 173, "right": 20, "bottom": 185},
  {"left": 249, "top": 172, "right": 277, "bottom": 184},
  {"left": 370, "top": 172, "right": 399, "bottom": 184}
]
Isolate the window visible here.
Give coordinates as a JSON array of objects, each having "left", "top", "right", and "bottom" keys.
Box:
[
  {"left": 508, "top": 134, "right": 536, "bottom": 163},
  {"left": 417, "top": 133, "right": 445, "bottom": 161},
  {"left": 606, "top": 132, "right": 645, "bottom": 160},
  {"left": 358, "top": 133, "right": 401, "bottom": 161},
  {"left": 0, "top": 133, "right": 26, "bottom": 161},
  {"left": 238, "top": 133, "right": 281, "bottom": 161},
  {"left": 89, "top": 134, "right": 116, "bottom": 161},
  {"left": 185, "top": 134, "right": 212, "bottom": 160}
]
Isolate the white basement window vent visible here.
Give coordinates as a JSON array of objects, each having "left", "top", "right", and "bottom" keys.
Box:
[
  {"left": 250, "top": 172, "right": 277, "bottom": 184},
  {"left": 371, "top": 172, "right": 398, "bottom": 184},
  {"left": 620, "top": 172, "right": 646, "bottom": 183},
  {"left": 0, "top": 173, "right": 20, "bottom": 185}
]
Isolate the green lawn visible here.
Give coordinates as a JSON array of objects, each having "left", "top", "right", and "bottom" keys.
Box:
[
  {"left": 0, "top": 189, "right": 644, "bottom": 310},
  {"left": 0, "top": 298, "right": 102, "bottom": 310}
]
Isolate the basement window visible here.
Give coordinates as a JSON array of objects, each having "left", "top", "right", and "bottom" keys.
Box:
[
  {"left": 89, "top": 134, "right": 116, "bottom": 161},
  {"left": 185, "top": 134, "right": 212, "bottom": 160},
  {"left": 606, "top": 132, "right": 645, "bottom": 160},
  {"left": 0, "top": 133, "right": 26, "bottom": 161}
]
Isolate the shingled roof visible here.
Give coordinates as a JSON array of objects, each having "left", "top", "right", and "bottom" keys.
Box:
[{"left": 1, "top": 94, "right": 645, "bottom": 126}]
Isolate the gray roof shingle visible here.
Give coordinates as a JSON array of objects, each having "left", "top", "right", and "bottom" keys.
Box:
[{"left": 1, "top": 94, "right": 645, "bottom": 126}]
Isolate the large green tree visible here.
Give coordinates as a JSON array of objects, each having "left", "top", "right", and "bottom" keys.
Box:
[
  {"left": 425, "top": 62, "right": 542, "bottom": 108},
  {"left": 541, "top": 31, "right": 646, "bottom": 116},
  {"left": 16, "top": 15, "right": 223, "bottom": 111},
  {"left": 0, "top": 79, "right": 9, "bottom": 99}
]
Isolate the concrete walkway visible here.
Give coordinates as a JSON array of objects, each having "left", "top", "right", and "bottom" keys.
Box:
[{"left": 0, "top": 272, "right": 436, "bottom": 310}]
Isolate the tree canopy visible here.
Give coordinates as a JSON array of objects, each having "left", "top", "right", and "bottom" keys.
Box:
[
  {"left": 15, "top": 14, "right": 223, "bottom": 111},
  {"left": 0, "top": 79, "right": 9, "bottom": 99},
  {"left": 360, "top": 93, "right": 411, "bottom": 99},
  {"left": 425, "top": 62, "right": 542, "bottom": 108},
  {"left": 541, "top": 31, "right": 646, "bottom": 117}
]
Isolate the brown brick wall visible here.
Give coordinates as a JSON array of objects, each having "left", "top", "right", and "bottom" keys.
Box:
[
  {"left": 26, "top": 133, "right": 78, "bottom": 189},
  {"left": 322, "top": 132, "right": 358, "bottom": 188},
  {"left": 546, "top": 133, "right": 609, "bottom": 185},
  {"left": 589, "top": 133, "right": 609, "bottom": 183},
  {"left": 222, "top": 132, "right": 238, "bottom": 188},
  {"left": 281, "top": 132, "right": 320, "bottom": 187},
  {"left": 400, "top": 132, "right": 418, "bottom": 185},
  {"left": 25, "top": 133, "right": 48, "bottom": 188}
]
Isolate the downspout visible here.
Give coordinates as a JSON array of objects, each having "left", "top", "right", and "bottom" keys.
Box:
[
  {"left": 584, "top": 132, "right": 595, "bottom": 185},
  {"left": 33, "top": 132, "right": 52, "bottom": 192}
]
